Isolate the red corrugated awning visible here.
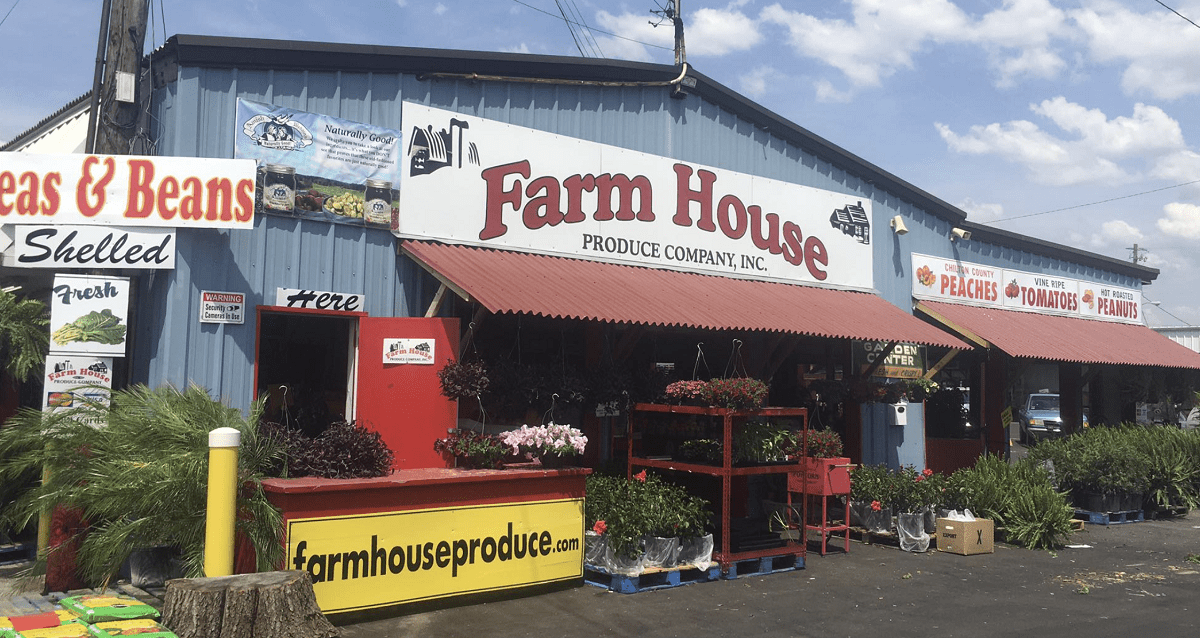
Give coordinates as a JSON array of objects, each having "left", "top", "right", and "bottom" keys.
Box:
[
  {"left": 916, "top": 300, "right": 1200, "bottom": 369},
  {"left": 402, "top": 241, "right": 969, "bottom": 348}
]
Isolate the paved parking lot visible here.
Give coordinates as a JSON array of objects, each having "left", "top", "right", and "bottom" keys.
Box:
[{"left": 340, "top": 514, "right": 1200, "bottom": 638}]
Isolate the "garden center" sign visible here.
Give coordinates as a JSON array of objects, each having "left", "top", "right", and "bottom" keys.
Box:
[{"left": 286, "top": 499, "right": 583, "bottom": 613}]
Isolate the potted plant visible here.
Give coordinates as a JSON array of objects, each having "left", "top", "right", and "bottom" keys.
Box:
[
  {"left": 675, "top": 438, "right": 722, "bottom": 465},
  {"left": 732, "top": 420, "right": 792, "bottom": 465},
  {"left": 704, "top": 377, "right": 769, "bottom": 410},
  {"left": 499, "top": 422, "right": 588, "bottom": 468},
  {"left": 849, "top": 464, "right": 897, "bottom": 533},
  {"left": 436, "top": 358, "right": 489, "bottom": 401},
  {"left": 791, "top": 429, "right": 852, "bottom": 496},
  {"left": 664, "top": 380, "right": 709, "bottom": 406},
  {"left": 433, "top": 428, "right": 510, "bottom": 469}
]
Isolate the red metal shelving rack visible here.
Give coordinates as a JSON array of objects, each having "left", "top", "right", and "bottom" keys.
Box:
[{"left": 628, "top": 403, "right": 808, "bottom": 572}]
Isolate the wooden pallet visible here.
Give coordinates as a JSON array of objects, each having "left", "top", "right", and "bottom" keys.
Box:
[
  {"left": 1073, "top": 509, "right": 1144, "bottom": 525},
  {"left": 721, "top": 553, "right": 805, "bottom": 579},
  {"left": 584, "top": 563, "right": 720, "bottom": 594},
  {"left": 0, "top": 542, "right": 34, "bottom": 566}
]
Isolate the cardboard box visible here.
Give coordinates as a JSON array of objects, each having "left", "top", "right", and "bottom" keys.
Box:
[{"left": 936, "top": 517, "right": 994, "bottom": 555}]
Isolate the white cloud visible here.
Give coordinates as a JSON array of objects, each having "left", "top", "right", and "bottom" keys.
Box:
[
  {"left": 813, "top": 79, "right": 853, "bottom": 103},
  {"left": 592, "top": 4, "right": 760, "bottom": 62},
  {"left": 936, "top": 98, "right": 1187, "bottom": 186},
  {"left": 592, "top": 11, "right": 672, "bottom": 62},
  {"left": 760, "top": 1, "right": 970, "bottom": 89},
  {"left": 1156, "top": 203, "right": 1200, "bottom": 240},
  {"left": 1071, "top": 2, "right": 1200, "bottom": 100},
  {"left": 1151, "top": 150, "right": 1200, "bottom": 185},
  {"left": 1100, "top": 219, "right": 1144, "bottom": 244},
  {"left": 958, "top": 198, "right": 1005, "bottom": 223},
  {"left": 501, "top": 43, "right": 531, "bottom": 55},
  {"left": 395, "top": 0, "right": 407, "bottom": 7},
  {"left": 739, "top": 67, "right": 770, "bottom": 98},
  {"left": 759, "top": 0, "right": 1071, "bottom": 94},
  {"left": 688, "top": 7, "right": 763, "bottom": 56},
  {"left": 435, "top": 3, "right": 447, "bottom": 15}
]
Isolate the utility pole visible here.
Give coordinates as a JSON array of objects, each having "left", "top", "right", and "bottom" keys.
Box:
[
  {"left": 1127, "top": 243, "right": 1149, "bottom": 264},
  {"left": 651, "top": 1, "right": 686, "bottom": 65},
  {"left": 671, "top": 1, "right": 686, "bottom": 65},
  {"left": 92, "top": 0, "right": 150, "bottom": 155}
]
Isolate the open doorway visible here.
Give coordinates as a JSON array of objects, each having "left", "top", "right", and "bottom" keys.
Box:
[{"left": 255, "top": 311, "right": 357, "bottom": 437}]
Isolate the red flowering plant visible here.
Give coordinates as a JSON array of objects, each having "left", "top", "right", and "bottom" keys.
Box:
[
  {"left": 896, "top": 466, "right": 945, "bottom": 513},
  {"left": 789, "top": 428, "right": 844, "bottom": 459},
  {"left": 704, "top": 377, "right": 769, "bottom": 410}
]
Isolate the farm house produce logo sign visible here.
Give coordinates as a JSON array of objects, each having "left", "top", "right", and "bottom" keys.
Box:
[
  {"left": 42, "top": 355, "right": 113, "bottom": 414},
  {"left": 0, "top": 152, "right": 255, "bottom": 229},
  {"left": 286, "top": 499, "right": 583, "bottom": 613},
  {"left": 911, "top": 254, "right": 1143, "bottom": 324},
  {"left": 396, "top": 103, "right": 873, "bottom": 290},
  {"left": 49, "top": 274, "right": 130, "bottom": 357}
]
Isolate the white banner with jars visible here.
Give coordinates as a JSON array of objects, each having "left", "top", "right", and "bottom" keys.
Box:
[
  {"left": 395, "top": 103, "right": 875, "bottom": 290},
  {"left": 911, "top": 253, "right": 1143, "bottom": 324},
  {"left": 234, "top": 99, "right": 401, "bottom": 229}
]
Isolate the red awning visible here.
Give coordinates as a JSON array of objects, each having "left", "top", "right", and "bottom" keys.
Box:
[
  {"left": 916, "top": 300, "right": 1200, "bottom": 369},
  {"left": 402, "top": 241, "right": 968, "bottom": 348}
]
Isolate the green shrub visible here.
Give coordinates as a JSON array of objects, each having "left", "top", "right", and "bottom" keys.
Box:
[
  {"left": 0, "top": 384, "right": 285, "bottom": 584},
  {"left": 948, "top": 455, "right": 1075, "bottom": 550},
  {"left": 585, "top": 471, "right": 711, "bottom": 559}
]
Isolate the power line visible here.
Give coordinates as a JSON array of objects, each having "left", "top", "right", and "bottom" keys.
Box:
[
  {"left": 1143, "top": 296, "right": 1194, "bottom": 326},
  {"left": 510, "top": 0, "right": 672, "bottom": 51},
  {"left": 1154, "top": 0, "right": 1200, "bottom": 30},
  {"left": 0, "top": 0, "right": 22, "bottom": 30},
  {"left": 982, "top": 178, "right": 1200, "bottom": 224}
]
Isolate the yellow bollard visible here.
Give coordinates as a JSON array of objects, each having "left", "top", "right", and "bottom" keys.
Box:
[
  {"left": 37, "top": 465, "right": 51, "bottom": 558},
  {"left": 204, "top": 427, "right": 241, "bottom": 577}
]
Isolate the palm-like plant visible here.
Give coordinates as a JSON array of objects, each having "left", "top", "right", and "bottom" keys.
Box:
[
  {"left": 0, "top": 288, "right": 49, "bottom": 382},
  {"left": 0, "top": 383, "right": 286, "bottom": 585}
]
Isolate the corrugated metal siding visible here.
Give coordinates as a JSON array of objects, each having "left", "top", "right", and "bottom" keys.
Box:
[
  {"left": 144, "top": 61, "right": 1145, "bottom": 410},
  {"left": 1154, "top": 328, "right": 1200, "bottom": 354},
  {"left": 132, "top": 215, "right": 423, "bottom": 413}
]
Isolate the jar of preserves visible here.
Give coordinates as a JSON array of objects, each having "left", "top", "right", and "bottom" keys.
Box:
[
  {"left": 262, "top": 164, "right": 296, "bottom": 212},
  {"left": 364, "top": 179, "right": 393, "bottom": 225}
]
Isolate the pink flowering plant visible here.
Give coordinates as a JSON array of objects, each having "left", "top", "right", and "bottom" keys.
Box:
[
  {"left": 500, "top": 422, "right": 588, "bottom": 460},
  {"left": 664, "top": 380, "right": 709, "bottom": 405}
]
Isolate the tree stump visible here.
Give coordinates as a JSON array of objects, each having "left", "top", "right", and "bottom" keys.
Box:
[{"left": 162, "top": 570, "right": 338, "bottom": 638}]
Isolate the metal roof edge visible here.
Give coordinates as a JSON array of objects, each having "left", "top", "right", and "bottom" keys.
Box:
[
  {"left": 959, "top": 220, "right": 1159, "bottom": 283},
  {"left": 163, "top": 34, "right": 969, "bottom": 228},
  {"left": 0, "top": 91, "right": 91, "bottom": 152}
]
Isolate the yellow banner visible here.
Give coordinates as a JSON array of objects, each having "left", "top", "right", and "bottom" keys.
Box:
[{"left": 286, "top": 498, "right": 584, "bottom": 613}]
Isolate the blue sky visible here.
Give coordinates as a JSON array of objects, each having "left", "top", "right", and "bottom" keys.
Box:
[{"left": 3, "top": 0, "right": 1199, "bottom": 325}]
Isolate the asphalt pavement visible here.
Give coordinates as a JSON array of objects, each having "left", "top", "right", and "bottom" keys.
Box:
[{"left": 339, "top": 513, "right": 1200, "bottom": 638}]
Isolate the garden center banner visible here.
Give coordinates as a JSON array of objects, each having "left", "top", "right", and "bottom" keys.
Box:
[
  {"left": 911, "top": 253, "right": 1143, "bottom": 324},
  {"left": 395, "top": 103, "right": 874, "bottom": 290},
  {"left": 286, "top": 499, "right": 584, "bottom": 613},
  {"left": 234, "top": 99, "right": 402, "bottom": 228}
]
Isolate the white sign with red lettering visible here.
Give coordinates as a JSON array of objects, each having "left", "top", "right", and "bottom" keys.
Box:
[
  {"left": 396, "top": 103, "right": 874, "bottom": 290},
  {"left": 199, "top": 291, "right": 246, "bottom": 324},
  {"left": 0, "top": 152, "right": 256, "bottom": 229},
  {"left": 911, "top": 253, "right": 1143, "bottom": 324}
]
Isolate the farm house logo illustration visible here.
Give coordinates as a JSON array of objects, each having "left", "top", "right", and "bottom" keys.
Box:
[
  {"left": 408, "top": 117, "right": 480, "bottom": 176},
  {"left": 829, "top": 201, "right": 870, "bottom": 245},
  {"left": 241, "top": 113, "right": 314, "bottom": 151}
]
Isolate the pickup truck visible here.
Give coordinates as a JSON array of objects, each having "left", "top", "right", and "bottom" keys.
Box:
[{"left": 1017, "top": 393, "right": 1087, "bottom": 443}]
